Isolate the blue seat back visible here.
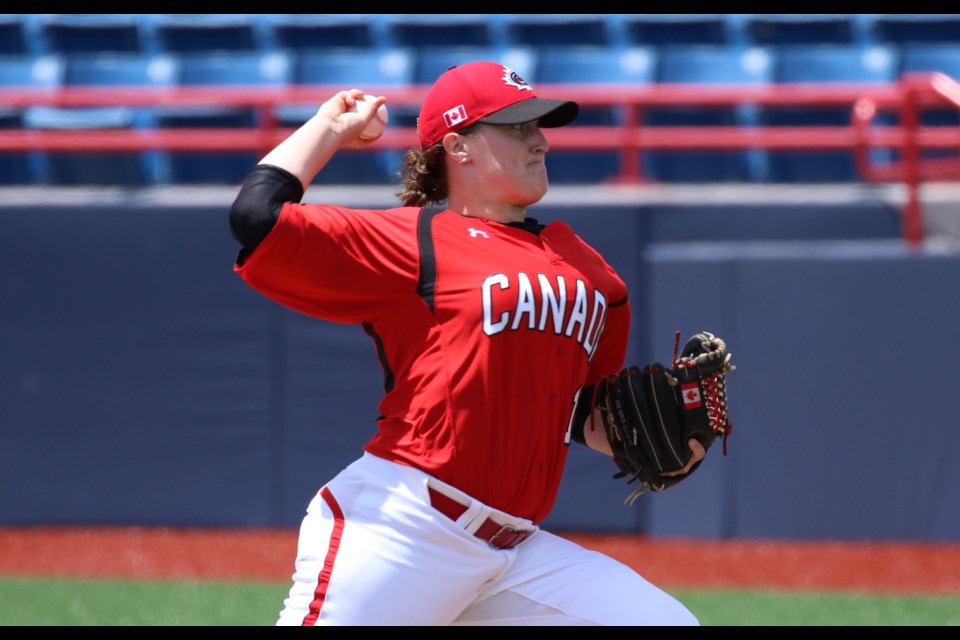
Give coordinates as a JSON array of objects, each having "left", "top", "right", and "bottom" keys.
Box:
[
  {"left": 775, "top": 45, "right": 898, "bottom": 84},
  {"left": 743, "top": 14, "right": 857, "bottom": 46},
  {"left": 413, "top": 46, "right": 536, "bottom": 86},
  {"left": 35, "top": 54, "right": 180, "bottom": 186},
  {"left": 868, "top": 13, "right": 960, "bottom": 45},
  {"left": 149, "top": 14, "right": 259, "bottom": 53},
  {"left": 38, "top": 14, "right": 143, "bottom": 54},
  {"left": 535, "top": 47, "right": 657, "bottom": 184},
  {"left": 764, "top": 45, "right": 899, "bottom": 183},
  {"left": 154, "top": 51, "right": 290, "bottom": 185},
  {"left": 290, "top": 48, "right": 415, "bottom": 185},
  {"left": 264, "top": 14, "right": 377, "bottom": 51},
  {"left": 650, "top": 46, "right": 773, "bottom": 183},
  {"left": 0, "top": 55, "right": 64, "bottom": 185},
  {"left": 624, "top": 14, "right": 733, "bottom": 47},
  {"left": 0, "top": 14, "right": 28, "bottom": 55},
  {"left": 503, "top": 14, "right": 611, "bottom": 47},
  {"left": 386, "top": 14, "right": 494, "bottom": 49}
]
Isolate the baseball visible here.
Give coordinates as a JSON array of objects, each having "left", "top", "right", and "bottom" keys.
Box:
[{"left": 350, "top": 95, "right": 388, "bottom": 142}]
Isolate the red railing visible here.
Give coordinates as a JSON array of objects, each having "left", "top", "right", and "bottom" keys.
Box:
[{"left": 2, "top": 73, "right": 959, "bottom": 246}]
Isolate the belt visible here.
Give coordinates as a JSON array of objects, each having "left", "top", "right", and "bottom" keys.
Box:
[{"left": 427, "top": 487, "right": 534, "bottom": 550}]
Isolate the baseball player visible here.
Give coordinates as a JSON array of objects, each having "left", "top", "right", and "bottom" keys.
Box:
[{"left": 229, "top": 61, "right": 704, "bottom": 626}]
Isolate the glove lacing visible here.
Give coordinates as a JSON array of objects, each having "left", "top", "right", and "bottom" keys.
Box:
[{"left": 672, "top": 331, "right": 734, "bottom": 456}]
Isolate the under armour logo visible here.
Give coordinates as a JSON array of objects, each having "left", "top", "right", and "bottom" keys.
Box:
[{"left": 468, "top": 228, "right": 489, "bottom": 238}]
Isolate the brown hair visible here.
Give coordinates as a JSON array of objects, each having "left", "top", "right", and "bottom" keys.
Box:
[
  {"left": 396, "top": 123, "right": 479, "bottom": 207},
  {"left": 396, "top": 143, "right": 447, "bottom": 207}
]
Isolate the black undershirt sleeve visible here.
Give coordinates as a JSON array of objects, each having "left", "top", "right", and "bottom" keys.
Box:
[
  {"left": 228, "top": 164, "right": 305, "bottom": 256},
  {"left": 568, "top": 384, "right": 595, "bottom": 446}
]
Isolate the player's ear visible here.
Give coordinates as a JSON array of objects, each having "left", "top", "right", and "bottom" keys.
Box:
[{"left": 442, "top": 132, "right": 468, "bottom": 160}]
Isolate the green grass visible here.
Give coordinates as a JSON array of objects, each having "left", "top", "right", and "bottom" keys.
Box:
[
  {"left": 676, "top": 589, "right": 960, "bottom": 626},
  {"left": 0, "top": 577, "right": 288, "bottom": 626},
  {"left": 0, "top": 577, "right": 957, "bottom": 626}
]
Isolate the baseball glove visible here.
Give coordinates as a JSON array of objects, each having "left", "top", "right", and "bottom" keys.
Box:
[{"left": 593, "top": 331, "right": 735, "bottom": 505}]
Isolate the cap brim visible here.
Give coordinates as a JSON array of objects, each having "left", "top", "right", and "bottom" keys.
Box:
[{"left": 479, "top": 98, "right": 579, "bottom": 128}]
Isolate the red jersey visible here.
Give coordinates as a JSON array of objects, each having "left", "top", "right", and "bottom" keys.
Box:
[{"left": 235, "top": 203, "right": 630, "bottom": 523}]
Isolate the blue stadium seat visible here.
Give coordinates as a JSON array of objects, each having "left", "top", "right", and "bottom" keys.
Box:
[
  {"left": 0, "top": 109, "right": 31, "bottom": 184},
  {"left": 762, "top": 45, "right": 899, "bottom": 183},
  {"left": 775, "top": 44, "right": 898, "bottom": 83},
  {"left": 900, "top": 45, "right": 960, "bottom": 80},
  {"left": 414, "top": 46, "right": 536, "bottom": 85},
  {"left": 534, "top": 47, "right": 657, "bottom": 184},
  {"left": 0, "top": 54, "right": 63, "bottom": 88},
  {"left": 294, "top": 48, "right": 415, "bottom": 86},
  {"left": 155, "top": 51, "right": 291, "bottom": 185},
  {"left": 742, "top": 14, "right": 857, "bottom": 46},
  {"left": 502, "top": 14, "right": 611, "bottom": 47},
  {"left": 285, "top": 49, "right": 415, "bottom": 185},
  {"left": 0, "top": 14, "right": 27, "bottom": 55},
  {"left": 385, "top": 14, "right": 495, "bottom": 49},
  {"left": 262, "top": 14, "right": 378, "bottom": 51},
  {"left": 37, "top": 14, "right": 143, "bottom": 54},
  {"left": 32, "top": 54, "right": 178, "bottom": 186},
  {"left": 148, "top": 14, "right": 260, "bottom": 53},
  {"left": 623, "top": 14, "right": 734, "bottom": 47},
  {"left": 649, "top": 46, "right": 773, "bottom": 183},
  {"left": 0, "top": 55, "right": 64, "bottom": 184},
  {"left": 867, "top": 14, "right": 960, "bottom": 45}
]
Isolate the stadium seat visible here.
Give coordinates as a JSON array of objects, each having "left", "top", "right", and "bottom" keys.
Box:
[
  {"left": 775, "top": 45, "right": 898, "bottom": 83},
  {"left": 867, "top": 14, "right": 960, "bottom": 45},
  {"left": 385, "top": 14, "right": 495, "bottom": 49},
  {"left": 534, "top": 47, "right": 657, "bottom": 184},
  {"left": 293, "top": 48, "right": 414, "bottom": 87},
  {"left": 155, "top": 51, "right": 291, "bottom": 185},
  {"left": 623, "top": 14, "right": 734, "bottom": 47},
  {"left": 742, "top": 14, "right": 858, "bottom": 46},
  {"left": 263, "top": 14, "right": 378, "bottom": 51},
  {"left": 0, "top": 53, "right": 63, "bottom": 88},
  {"left": 502, "top": 14, "right": 611, "bottom": 47},
  {"left": 285, "top": 49, "right": 415, "bottom": 185},
  {"left": 0, "top": 109, "right": 32, "bottom": 184},
  {"left": 0, "top": 14, "right": 28, "bottom": 55},
  {"left": 649, "top": 46, "right": 773, "bottom": 183},
  {"left": 414, "top": 46, "right": 536, "bottom": 85},
  {"left": 900, "top": 44, "right": 960, "bottom": 81},
  {"left": 0, "top": 55, "right": 64, "bottom": 184},
  {"left": 31, "top": 54, "right": 179, "bottom": 186},
  {"left": 148, "top": 14, "right": 260, "bottom": 53},
  {"left": 37, "top": 14, "right": 143, "bottom": 54},
  {"left": 762, "top": 45, "right": 899, "bottom": 183}
]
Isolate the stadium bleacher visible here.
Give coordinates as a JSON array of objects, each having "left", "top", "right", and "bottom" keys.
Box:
[{"left": 0, "top": 14, "right": 958, "bottom": 186}]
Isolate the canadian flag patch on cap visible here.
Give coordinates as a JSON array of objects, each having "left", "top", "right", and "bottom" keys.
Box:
[
  {"left": 443, "top": 105, "right": 467, "bottom": 128},
  {"left": 680, "top": 382, "right": 702, "bottom": 409}
]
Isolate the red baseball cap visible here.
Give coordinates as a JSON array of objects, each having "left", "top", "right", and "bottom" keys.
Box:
[{"left": 417, "top": 61, "right": 579, "bottom": 150}]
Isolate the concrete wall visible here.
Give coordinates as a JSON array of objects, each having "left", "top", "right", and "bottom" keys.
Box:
[{"left": 2, "top": 195, "right": 957, "bottom": 541}]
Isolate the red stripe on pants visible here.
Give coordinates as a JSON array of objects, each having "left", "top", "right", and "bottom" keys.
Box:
[{"left": 301, "top": 486, "right": 345, "bottom": 626}]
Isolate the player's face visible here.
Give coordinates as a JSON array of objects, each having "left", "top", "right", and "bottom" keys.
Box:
[{"left": 468, "top": 121, "right": 550, "bottom": 207}]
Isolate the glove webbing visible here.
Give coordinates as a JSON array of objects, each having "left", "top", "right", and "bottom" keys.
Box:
[{"left": 671, "top": 331, "right": 733, "bottom": 456}]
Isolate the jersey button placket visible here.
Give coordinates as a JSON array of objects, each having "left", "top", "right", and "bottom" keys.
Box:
[{"left": 541, "top": 234, "right": 563, "bottom": 261}]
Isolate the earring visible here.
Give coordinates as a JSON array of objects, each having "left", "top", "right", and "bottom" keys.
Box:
[{"left": 458, "top": 156, "right": 469, "bottom": 165}]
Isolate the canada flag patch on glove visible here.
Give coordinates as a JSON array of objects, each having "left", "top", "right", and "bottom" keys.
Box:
[{"left": 680, "top": 382, "right": 702, "bottom": 409}]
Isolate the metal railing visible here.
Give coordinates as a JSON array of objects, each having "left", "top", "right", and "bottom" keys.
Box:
[{"left": 2, "top": 73, "right": 959, "bottom": 245}]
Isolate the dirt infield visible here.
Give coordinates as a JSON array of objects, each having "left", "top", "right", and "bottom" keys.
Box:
[{"left": 1, "top": 527, "right": 958, "bottom": 595}]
